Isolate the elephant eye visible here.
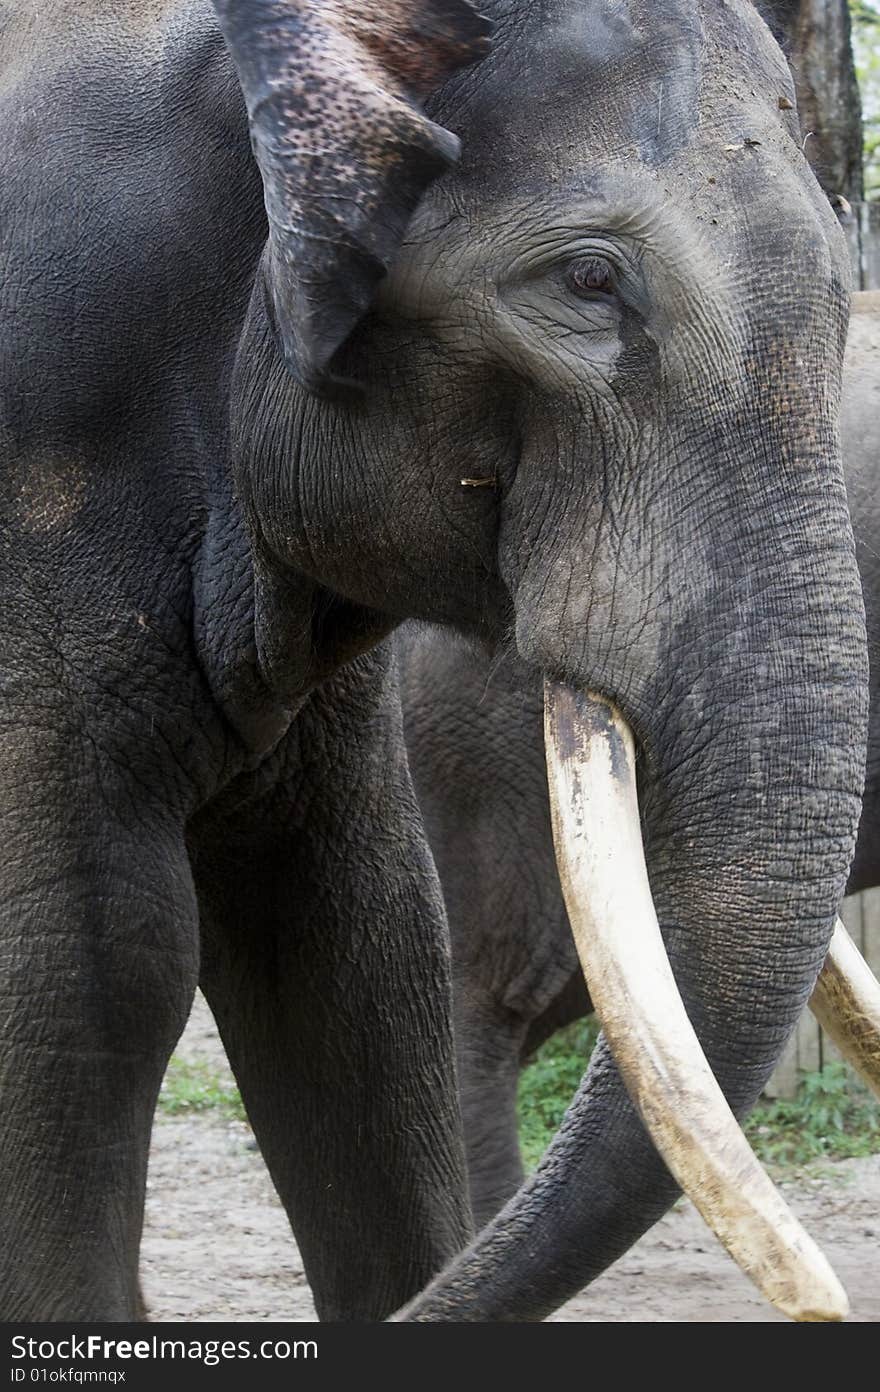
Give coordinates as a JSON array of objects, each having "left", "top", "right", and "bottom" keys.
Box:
[{"left": 566, "top": 256, "right": 617, "bottom": 299}]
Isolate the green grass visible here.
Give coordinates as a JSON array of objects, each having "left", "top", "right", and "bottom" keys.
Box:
[
  {"left": 517, "top": 1024, "right": 880, "bottom": 1173},
  {"left": 517, "top": 1019, "right": 600, "bottom": 1170},
  {"left": 746, "top": 1063, "right": 880, "bottom": 1169},
  {"left": 158, "top": 1028, "right": 880, "bottom": 1176},
  {"left": 158, "top": 1056, "right": 246, "bottom": 1122}
]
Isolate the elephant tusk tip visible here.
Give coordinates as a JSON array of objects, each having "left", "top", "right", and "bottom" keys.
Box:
[
  {"left": 791, "top": 1296, "right": 849, "bottom": 1323},
  {"left": 755, "top": 1242, "right": 849, "bottom": 1322}
]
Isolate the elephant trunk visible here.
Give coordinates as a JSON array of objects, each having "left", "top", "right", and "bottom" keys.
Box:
[{"left": 397, "top": 591, "right": 870, "bottom": 1320}]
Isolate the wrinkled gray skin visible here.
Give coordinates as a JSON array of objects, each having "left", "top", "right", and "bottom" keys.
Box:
[
  {"left": 0, "top": 0, "right": 868, "bottom": 1322},
  {"left": 844, "top": 303, "right": 880, "bottom": 896},
  {"left": 402, "top": 300, "right": 880, "bottom": 1228}
]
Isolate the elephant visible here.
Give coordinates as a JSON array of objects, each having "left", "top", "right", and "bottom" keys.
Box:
[
  {"left": 1, "top": 0, "right": 876, "bottom": 1323},
  {"left": 400, "top": 291, "right": 880, "bottom": 1230}
]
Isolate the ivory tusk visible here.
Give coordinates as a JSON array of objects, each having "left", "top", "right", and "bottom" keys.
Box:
[
  {"left": 544, "top": 682, "right": 849, "bottom": 1322},
  {"left": 810, "top": 919, "right": 880, "bottom": 1101}
]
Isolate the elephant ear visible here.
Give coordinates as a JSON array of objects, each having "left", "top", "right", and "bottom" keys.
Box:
[{"left": 212, "top": 0, "right": 492, "bottom": 392}]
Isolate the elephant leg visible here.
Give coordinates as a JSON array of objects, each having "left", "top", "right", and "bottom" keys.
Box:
[
  {"left": 0, "top": 728, "right": 199, "bottom": 1320},
  {"left": 194, "top": 818, "right": 472, "bottom": 1321},
  {"left": 191, "top": 666, "right": 472, "bottom": 1321},
  {"left": 455, "top": 999, "right": 528, "bottom": 1228},
  {"left": 455, "top": 967, "right": 592, "bottom": 1227}
]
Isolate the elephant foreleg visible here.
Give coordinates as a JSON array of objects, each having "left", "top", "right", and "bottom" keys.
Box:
[
  {"left": 0, "top": 729, "right": 199, "bottom": 1320},
  {"left": 190, "top": 660, "right": 473, "bottom": 1321}
]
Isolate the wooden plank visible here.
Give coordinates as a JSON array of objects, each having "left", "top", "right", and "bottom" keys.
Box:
[
  {"left": 861, "top": 203, "right": 880, "bottom": 292},
  {"left": 765, "top": 1029, "right": 799, "bottom": 1100},
  {"left": 845, "top": 201, "right": 880, "bottom": 291},
  {"left": 847, "top": 209, "right": 863, "bottom": 290},
  {"left": 796, "top": 1003, "right": 821, "bottom": 1075}
]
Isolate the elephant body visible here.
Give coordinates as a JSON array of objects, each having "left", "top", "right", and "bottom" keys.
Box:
[
  {"left": 401, "top": 295, "right": 880, "bottom": 1226},
  {"left": 0, "top": 0, "right": 870, "bottom": 1320},
  {"left": 0, "top": 0, "right": 474, "bottom": 1321}
]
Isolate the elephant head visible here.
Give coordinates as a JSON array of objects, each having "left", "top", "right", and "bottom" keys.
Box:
[{"left": 216, "top": 0, "right": 874, "bottom": 1318}]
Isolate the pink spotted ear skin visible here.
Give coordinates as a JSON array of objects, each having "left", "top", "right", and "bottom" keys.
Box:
[
  {"left": 211, "top": 0, "right": 492, "bottom": 394},
  {"left": 339, "top": 0, "right": 493, "bottom": 98}
]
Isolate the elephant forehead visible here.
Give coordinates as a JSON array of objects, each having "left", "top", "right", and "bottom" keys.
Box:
[
  {"left": 525, "top": 0, "right": 702, "bottom": 167},
  {"left": 434, "top": 0, "right": 792, "bottom": 179}
]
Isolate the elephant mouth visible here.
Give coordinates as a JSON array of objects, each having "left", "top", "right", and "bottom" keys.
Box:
[{"left": 544, "top": 682, "right": 880, "bottom": 1322}]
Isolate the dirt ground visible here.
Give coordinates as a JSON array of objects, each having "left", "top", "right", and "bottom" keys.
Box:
[{"left": 141, "top": 995, "right": 880, "bottom": 1323}]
